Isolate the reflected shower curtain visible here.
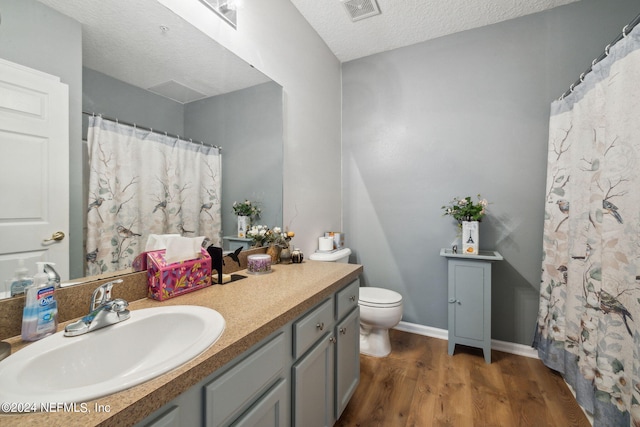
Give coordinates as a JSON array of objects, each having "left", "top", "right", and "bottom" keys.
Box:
[
  {"left": 86, "top": 116, "right": 222, "bottom": 275},
  {"left": 535, "top": 26, "right": 640, "bottom": 427}
]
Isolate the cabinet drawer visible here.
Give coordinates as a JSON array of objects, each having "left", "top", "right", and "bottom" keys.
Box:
[
  {"left": 336, "top": 279, "right": 359, "bottom": 321},
  {"left": 205, "top": 332, "right": 285, "bottom": 427},
  {"left": 293, "top": 298, "right": 333, "bottom": 358}
]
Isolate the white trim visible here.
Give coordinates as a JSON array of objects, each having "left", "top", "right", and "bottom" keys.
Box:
[
  {"left": 0, "top": 57, "right": 61, "bottom": 81},
  {"left": 394, "top": 321, "right": 539, "bottom": 359}
]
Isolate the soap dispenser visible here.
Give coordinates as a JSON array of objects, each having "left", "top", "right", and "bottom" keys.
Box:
[
  {"left": 9, "top": 259, "right": 33, "bottom": 297},
  {"left": 21, "top": 262, "right": 59, "bottom": 341}
]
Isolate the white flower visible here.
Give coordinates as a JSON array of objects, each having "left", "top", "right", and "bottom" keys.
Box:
[{"left": 273, "top": 227, "right": 281, "bottom": 233}]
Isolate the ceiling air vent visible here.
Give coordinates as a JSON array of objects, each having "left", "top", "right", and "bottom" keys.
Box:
[{"left": 340, "top": 0, "right": 381, "bottom": 22}]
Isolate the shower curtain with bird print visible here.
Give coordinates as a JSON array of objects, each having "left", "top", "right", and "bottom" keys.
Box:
[
  {"left": 86, "top": 116, "right": 222, "bottom": 276},
  {"left": 535, "top": 24, "right": 640, "bottom": 427}
]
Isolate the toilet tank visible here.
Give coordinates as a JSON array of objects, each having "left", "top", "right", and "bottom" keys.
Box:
[{"left": 308, "top": 248, "right": 352, "bottom": 263}]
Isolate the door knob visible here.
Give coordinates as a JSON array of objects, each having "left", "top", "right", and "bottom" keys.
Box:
[{"left": 44, "top": 231, "right": 65, "bottom": 242}]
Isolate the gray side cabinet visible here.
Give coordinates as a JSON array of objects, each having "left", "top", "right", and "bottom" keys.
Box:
[
  {"left": 440, "top": 249, "right": 503, "bottom": 364},
  {"left": 137, "top": 278, "right": 360, "bottom": 427}
]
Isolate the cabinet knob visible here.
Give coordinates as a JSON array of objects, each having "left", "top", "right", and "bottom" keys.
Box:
[
  {"left": 316, "top": 322, "right": 325, "bottom": 331},
  {"left": 349, "top": 295, "right": 356, "bottom": 302},
  {"left": 329, "top": 336, "right": 336, "bottom": 344},
  {"left": 339, "top": 327, "right": 347, "bottom": 335}
]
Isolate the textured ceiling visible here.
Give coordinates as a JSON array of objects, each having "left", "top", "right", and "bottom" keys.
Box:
[
  {"left": 34, "top": 0, "right": 582, "bottom": 99},
  {"left": 290, "top": 0, "right": 582, "bottom": 62},
  {"left": 36, "top": 0, "right": 270, "bottom": 102}
]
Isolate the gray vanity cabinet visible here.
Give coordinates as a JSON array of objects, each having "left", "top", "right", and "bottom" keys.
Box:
[
  {"left": 335, "top": 307, "right": 360, "bottom": 418},
  {"left": 204, "top": 333, "right": 288, "bottom": 426},
  {"left": 137, "top": 278, "right": 361, "bottom": 427},
  {"left": 292, "top": 331, "right": 334, "bottom": 427},
  {"left": 334, "top": 280, "right": 360, "bottom": 419},
  {"left": 292, "top": 279, "right": 360, "bottom": 426}
]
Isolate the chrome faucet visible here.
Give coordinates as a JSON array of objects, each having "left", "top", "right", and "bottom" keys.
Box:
[{"left": 64, "top": 280, "right": 130, "bottom": 337}]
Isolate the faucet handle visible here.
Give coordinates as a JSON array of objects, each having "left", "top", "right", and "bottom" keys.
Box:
[
  {"left": 90, "top": 279, "right": 124, "bottom": 311},
  {"left": 110, "top": 298, "right": 129, "bottom": 313}
]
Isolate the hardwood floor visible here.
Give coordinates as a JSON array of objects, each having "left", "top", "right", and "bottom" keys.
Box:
[{"left": 335, "top": 329, "right": 590, "bottom": 427}]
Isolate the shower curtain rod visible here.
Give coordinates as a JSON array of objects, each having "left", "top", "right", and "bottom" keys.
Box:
[
  {"left": 82, "top": 111, "right": 221, "bottom": 150},
  {"left": 559, "top": 12, "right": 640, "bottom": 100}
]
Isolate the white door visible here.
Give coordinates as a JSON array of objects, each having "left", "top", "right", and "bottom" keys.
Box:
[{"left": 0, "top": 58, "right": 69, "bottom": 296}]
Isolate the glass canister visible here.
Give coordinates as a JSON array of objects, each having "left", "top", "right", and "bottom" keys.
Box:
[{"left": 291, "top": 248, "right": 304, "bottom": 264}]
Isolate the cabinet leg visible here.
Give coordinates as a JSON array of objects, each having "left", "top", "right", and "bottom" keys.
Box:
[
  {"left": 483, "top": 346, "right": 491, "bottom": 364},
  {"left": 448, "top": 340, "right": 455, "bottom": 356}
]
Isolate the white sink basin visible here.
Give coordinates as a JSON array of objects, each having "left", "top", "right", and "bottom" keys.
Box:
[{"left": 0, "top": 305, "right": 225, "bottom": 405}]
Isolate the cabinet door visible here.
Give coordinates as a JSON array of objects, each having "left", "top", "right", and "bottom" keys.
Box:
[
  {"left": 231, "top": 379, "right": 287, "bottom": 427},
  {"left": 142, "top": 405, "right": 180, "bottom": 427},
  {"left": 335, "top": 307, "right": 360, "bottom": 419},
  {"left": 292, "top": 334, "right": 334, "bottom": 427},
  {"left": 451, "top": 263, "right": 485, "bottom": 341}
]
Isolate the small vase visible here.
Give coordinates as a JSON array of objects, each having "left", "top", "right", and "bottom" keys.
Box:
[
  {"left": 461, "top": 221, "right": 479, "bottom": 255},
  {"left": 280, "top": 246, "right": 292, "bottom": 264},
  {"left": 267, "top": 244, "right": 282, "bottom": 264},
  {"left": 237, "top": 216, "right": 250, "bottom": 237}
]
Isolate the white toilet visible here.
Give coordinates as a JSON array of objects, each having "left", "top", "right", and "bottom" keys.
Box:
[
  {"left": 308, "top": 248, "right": 404, "bottom": 358},
  {"left": 358, "top": 287, "right": 403, "bottom": 357}
]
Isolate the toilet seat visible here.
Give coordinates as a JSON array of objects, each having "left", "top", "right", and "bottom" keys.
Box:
[{"left": 359, "top": 287, "right": 402, "bottom": 308}]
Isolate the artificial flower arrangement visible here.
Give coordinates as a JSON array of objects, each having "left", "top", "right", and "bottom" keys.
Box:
[
  {"left": 232, "top": 200, "right": 261, "bottom": 218},
  {"left": 441, "top": 194, "right": 488, "bottom": 222},
  {"left": 247, "top": 225, "right": 295, "bottom": 247}
]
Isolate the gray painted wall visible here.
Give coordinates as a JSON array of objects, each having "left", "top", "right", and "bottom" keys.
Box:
[
  {"left": 185, "top": 82, "right": 283, "bottom": 240},
  {"left": 0, "top": 0, "right": 83, "bottom": 278},
  {"left": 83, "top": 67, "right": 186, "bottom": 137},
  {"left": 342, "top": 0, "right": 639, "bottom": 345},
  {"left": 160, "top": 0, "right": 343, "bottom": 259}
]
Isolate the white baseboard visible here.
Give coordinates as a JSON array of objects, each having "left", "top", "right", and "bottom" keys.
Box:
[{"left": 394, "top": 321, "right": 539, "bottom": 359}]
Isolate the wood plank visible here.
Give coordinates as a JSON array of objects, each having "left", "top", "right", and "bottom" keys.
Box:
[
  {"left": 335, "top": 330, "right": 591, "bottom": 427},
  {"left": 525, "top": 357, "right": 591, "bottom": 427}
]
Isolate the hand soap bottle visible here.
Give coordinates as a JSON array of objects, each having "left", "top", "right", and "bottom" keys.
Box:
[
  {"left": 21, "top": 262, "right": 58, "bottom": 341},
  {"left": 9, "top": 259, "right": 33, "bottom": 297}
]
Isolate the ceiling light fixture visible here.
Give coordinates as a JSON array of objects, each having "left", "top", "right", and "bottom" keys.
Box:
[{"left": 340, "top": 0, "right": 381, "bottom": 22}]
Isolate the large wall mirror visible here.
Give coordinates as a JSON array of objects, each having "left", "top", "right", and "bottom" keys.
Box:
[{"left": 0, "top": 0, "right": 283, "bottom": 298}]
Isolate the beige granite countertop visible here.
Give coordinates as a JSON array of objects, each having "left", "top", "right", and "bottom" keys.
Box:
[{"left": 0, "top": 261, "right": 362, "bottom": 427}]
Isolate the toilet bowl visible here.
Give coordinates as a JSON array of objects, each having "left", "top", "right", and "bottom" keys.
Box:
[
  {"left": 358, "top": 287, "right": 403, "bottom": 357},
  {"left": 308, "top": 248, "right": 403, "bottom": 357}
]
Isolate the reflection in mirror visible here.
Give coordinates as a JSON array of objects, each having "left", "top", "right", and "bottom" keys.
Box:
[{"left": 0, "top": 0, "right": 283, "bottom": 298}]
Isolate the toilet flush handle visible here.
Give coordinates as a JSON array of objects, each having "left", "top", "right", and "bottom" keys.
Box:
[{"left": 448, "top": 298, "right": 458, "bottom": 304}]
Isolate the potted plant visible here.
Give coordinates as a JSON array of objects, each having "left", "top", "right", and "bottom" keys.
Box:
[
  {"left": 233, "top": 200, "right": 261, "bottom": 237},
  {"left": 442, "top": 194, "right": 488, "bottom": 255}
]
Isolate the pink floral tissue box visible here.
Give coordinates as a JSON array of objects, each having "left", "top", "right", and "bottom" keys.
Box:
[{"left": 147, "top": 249, "right": 212, "bottom": 301}]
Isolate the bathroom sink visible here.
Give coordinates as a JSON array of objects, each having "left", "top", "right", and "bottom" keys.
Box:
[{"left": 0, "top": 305, "right": 225, "bottom": 405}]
